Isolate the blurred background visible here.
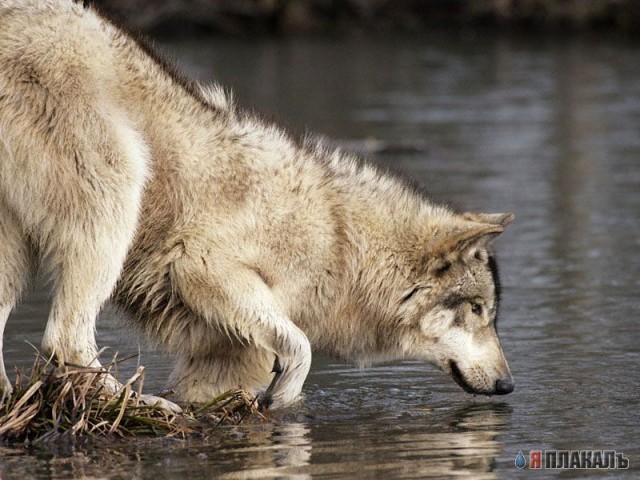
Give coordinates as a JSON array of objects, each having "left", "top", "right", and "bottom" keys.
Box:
[{"left": 91, "top": 0, "right": 640, "bottom": 36}]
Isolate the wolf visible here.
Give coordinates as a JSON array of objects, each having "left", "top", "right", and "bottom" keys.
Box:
[{"left": 0, "top": 0, "right": 514, "bottom": 410}]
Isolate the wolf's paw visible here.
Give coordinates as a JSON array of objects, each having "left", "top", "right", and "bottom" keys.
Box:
[{"left": 138, "top": 393, "right": 183, "bottom": 415}]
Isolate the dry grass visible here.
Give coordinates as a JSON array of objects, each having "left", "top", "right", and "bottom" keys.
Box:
[{"left": 0, "top": 353, "right": 263, "bottom": 443}]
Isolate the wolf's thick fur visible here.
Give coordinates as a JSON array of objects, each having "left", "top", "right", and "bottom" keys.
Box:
[{"left": 0, "top": 0, "right": 514, "bottom": 408}]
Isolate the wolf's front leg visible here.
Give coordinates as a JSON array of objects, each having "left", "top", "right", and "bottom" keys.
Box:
[
  {"left": 172, "top": 258, "right": 312, "bottom": 409},
  {"left": 41, "top": 233, "right": 182, "bottom": 415}
]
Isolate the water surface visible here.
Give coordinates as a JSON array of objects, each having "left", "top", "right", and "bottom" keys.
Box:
[{"left": 2, "top": 33, "right": 639, "bottom": 478}]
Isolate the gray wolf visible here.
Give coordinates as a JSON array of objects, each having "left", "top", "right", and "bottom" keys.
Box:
[{"left": 0, "top": 0, "right": 514, "bottom": 410}]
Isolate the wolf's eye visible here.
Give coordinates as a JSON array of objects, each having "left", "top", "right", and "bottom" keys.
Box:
[
  {"left": 401, "top": 286, "right": 422, "bottom": 304},
  {"left": 471, "top": 302, "right": 483, "bottom": 316}
]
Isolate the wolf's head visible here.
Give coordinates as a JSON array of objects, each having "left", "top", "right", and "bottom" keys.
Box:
[
  {"left": 396, "top": 211, "right": 515, "bottom": 395},
  {"left": 343, "top": 207, "right": 514, "bottom": 396}
]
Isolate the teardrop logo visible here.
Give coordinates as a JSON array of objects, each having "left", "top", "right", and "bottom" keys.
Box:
[{"left": 515, "top": 450, "right": 527, "bottom": 469}]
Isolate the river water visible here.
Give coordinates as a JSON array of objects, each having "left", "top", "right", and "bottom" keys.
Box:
[{"left": 1, "top": 33, "right": 639, "bottom": 479}]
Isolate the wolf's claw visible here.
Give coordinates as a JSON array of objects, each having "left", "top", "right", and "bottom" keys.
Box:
[
  {"left": 258, "top": 356, "right": 284, "bottom": 411},
  {"left": 271, "top": 356, "right": 283, "bottom": 375}
]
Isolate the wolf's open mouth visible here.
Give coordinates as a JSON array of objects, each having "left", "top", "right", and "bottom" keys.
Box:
[{"left": 449, "top": 360, "right": 477, "bottom": 394}]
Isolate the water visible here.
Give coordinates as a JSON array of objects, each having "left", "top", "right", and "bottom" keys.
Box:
[{"left": 2, "top": 33, "right": 639, "bottom": 478}]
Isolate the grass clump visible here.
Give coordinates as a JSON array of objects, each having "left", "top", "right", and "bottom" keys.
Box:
[{"left": 0, "top": 353, "right": 262, "bottom": 443}]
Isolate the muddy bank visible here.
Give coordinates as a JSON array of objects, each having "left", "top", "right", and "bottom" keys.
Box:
[{"left": 89, "top": 0, "right": 640, "bottom": 36}]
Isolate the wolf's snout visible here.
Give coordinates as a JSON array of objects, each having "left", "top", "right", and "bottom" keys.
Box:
[
  {"left": 447, "top": 358, "right": 515, "bottom": 396},
  {"left": 494, "top": 378, "right": 514, "bottom": 395}
]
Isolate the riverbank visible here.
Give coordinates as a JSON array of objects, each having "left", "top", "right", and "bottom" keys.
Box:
[{"left": 91, "top": 0, "right": 640, "bottom": 36}]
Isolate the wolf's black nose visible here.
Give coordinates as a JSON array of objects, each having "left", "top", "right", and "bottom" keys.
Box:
[{"left": 495, "top": 378, "right": 514, "bottom": 395}]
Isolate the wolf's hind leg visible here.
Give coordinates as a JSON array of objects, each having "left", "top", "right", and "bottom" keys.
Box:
[
  {"left": 172, "top": 259, "right": 312, "bottom": 408},
  {"left": 0, "top": 204, "right": 35, "bottom": 400}
]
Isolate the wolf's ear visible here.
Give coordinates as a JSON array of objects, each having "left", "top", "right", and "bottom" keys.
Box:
[
  {"left": 430, "top": 212, "right": 513, "bottom": 269},
  {"left": 435, "top": 223, "right": 504, "bottom": 256},
  {"left": 462, "top": 212, "right": 515, "bottom": 228}
]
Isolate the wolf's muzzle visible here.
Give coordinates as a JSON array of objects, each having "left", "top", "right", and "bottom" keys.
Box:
[{"left": 449, "top": 360, "right": 515, "bottom": 395}]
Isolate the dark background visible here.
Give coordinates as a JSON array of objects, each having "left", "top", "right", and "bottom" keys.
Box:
[{"left": 87, "top": 0, "right": 640, "bottom": 36}]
